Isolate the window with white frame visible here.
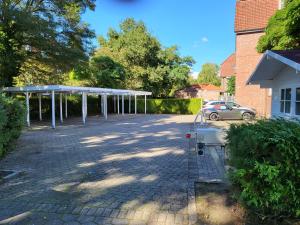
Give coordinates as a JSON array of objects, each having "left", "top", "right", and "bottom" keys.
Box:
[
  {"left": 280, "top": 88, "right": 291, "bottom": 113},
  {"left": 296, "top": 88, "right": 300, "bottom": 115}
]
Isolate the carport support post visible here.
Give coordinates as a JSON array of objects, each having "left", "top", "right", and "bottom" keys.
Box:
[
  {"left": 51, "top": 91, "right": 55, "bottom": 129},
  {"left": 38, "top": 94, "right": 42, "bottom": 121},
  {"left": 104, "top": 95, "right": 107, "bottom": 120},
  {"left": 113, "top": 96, "right": 116, "bottom": 113},
  {"left": 65, "top": 95, "right": 68, "bottom": 119},
  {"left": 122, "top": 95, "right": 124, "bottom": 115},
  {"left": 135, "top": 95, "right": 137, "bottom": 114},
  {"left": 59, "top": 93, "right": 63, "bottom": 123},
  {"left": 25, "top": 92, "right": 30, "bottom": 127},
  {"left": 129, "top": 95, "right": 131, "bottom": 114},
  {"left": 82, "top": 92, "right": 86, "bottom": 124},
  {"left": 145, "top": 95, "right": 147, "bottom": 114},
  {"left": 117, "top": 95, "right": 120, "bottom": 114}
]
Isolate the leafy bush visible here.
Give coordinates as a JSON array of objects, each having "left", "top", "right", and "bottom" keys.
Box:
[
  {"left": 0, "top": 94, "right": 25, "bottom": 157},
  {"left": 227, "top": 119, "right": 300, "bottom": 220},
  {"left": 137, "top": 98, "right": 203, "bottom": 114}
]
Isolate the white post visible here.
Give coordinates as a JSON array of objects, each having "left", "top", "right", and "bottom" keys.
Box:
[
  {"left": 65, "top": 94, "right": 68, "bottom": 119},
  {"left": 59, "top": 93, "right": 63, "bottom": 123},
  {"left": 38, "top": 94, "right": 42, "bottom": 121},
  {"left": 145, "top": 95, "right": 147, "bottom": 114},
  {"left": 82, "top": 92, "right": 86, "bottom": 124},
  {"left": 113, "top": 96, "right": 116, "bottom": 113},
  {"left": 122, "top": 95, "right": 124, "bottom": 115},
  {"left": 101, "top": 95, "right": 104, "bottom": 115},
  {"left": 51, "top": 91, "right": 55, "bottom": 129},
  {"left": 117, "top": 95, "right": 120, "bottom": 114},
  {"left": 135, "top": 95, "right": 137, "bottom": 114},
  {"left": 104, "top": 94, "right": 108, "bottom": 120},
  {"left": 85, "top": 93, "right": 88, "bottom": 121},
  {"left": 25, "top": 92, "right": 30, "bottom": 127},
  {"left": 129, "top": 95, "right": 131, "bottom": 114}
]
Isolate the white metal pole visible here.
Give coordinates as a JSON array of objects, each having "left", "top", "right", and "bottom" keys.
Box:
[
  {"left": 122, "top": 95, "right": 124, "bottom": 115},
  {"left": 51, "top": 91, "right": 55, "bottom": 129},
  {"left": 65, "top": 94, "right": 68, "bottom": 119},
  {"left": 129, "top": 95, "right": 131, "bottom": 114},
  {"left": 117, "top": 95, "right": 120, "bottom": 114},
  {"left": 38, "top": 94, "right": 42, "bottom": 121},
  {"left": 104, "top": 94, "right": 108, "bottom": 120},
  {"left": 82, "top": 92, "right": 85, "bottom": 124},
  {"left": 113, "top": 96, "right": 116, "bottom": 113},
  {"left": 145, "top": 95, "right": 147, "bottom": 114},
  {"left": 59, "top": 93, "right": 63, "bottom": 123},
  {"left": 25, "top": 92, "right": 30, "bottom": 127},
  {"left": 85, "top": 93, "right": 87, "bottom": 121},
  {"left": 135, "top": 95, "right": 137, "bottom": 114},
  {"left": 100, "top": 95, "right": 103, "bottom": 115}
]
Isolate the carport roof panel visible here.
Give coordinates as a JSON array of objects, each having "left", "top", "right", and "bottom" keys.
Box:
[{"left": 1, "top": 85, "right": 152, "bottom": 95}]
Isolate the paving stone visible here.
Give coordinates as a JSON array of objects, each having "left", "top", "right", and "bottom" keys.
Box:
[{"left": 0, "top": 115, "right": 202, "bottom": 225}]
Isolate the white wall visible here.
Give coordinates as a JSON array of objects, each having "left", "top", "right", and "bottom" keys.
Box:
[{"left": 271, "top": 66, "right": 300, "bottom": 118}]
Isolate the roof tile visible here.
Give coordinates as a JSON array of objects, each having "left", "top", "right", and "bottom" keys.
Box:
[
  {"left": 235, "top": 0, "right": 279, "bottom": 33},
  {"left": 220, "top": 53, "right": 236, "bottom": 78}
]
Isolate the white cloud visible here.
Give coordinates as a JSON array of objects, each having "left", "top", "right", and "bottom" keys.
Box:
[
  {"left": 190, "top": 71, "right": 199, "bottom": 79},
  {"left": 192, "top": 37, "right": 209, "bottom": 48},
  {"left": 201, "top": 37, "right": 209, "bottom": 43}
]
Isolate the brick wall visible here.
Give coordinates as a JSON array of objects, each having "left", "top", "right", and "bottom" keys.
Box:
[{"left": 235, "top": 32, "right": 271, "bottom": 117}]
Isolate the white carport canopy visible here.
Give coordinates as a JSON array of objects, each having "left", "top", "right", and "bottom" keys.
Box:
[
  {"left": 1, "top": 85, "right": 152, "bottom": 129},
  {"left": 247, "top": 50, "right": 300, "bottom": 88}
]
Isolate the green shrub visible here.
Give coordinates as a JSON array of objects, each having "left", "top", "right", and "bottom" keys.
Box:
[
  {"left": 137, "top": 98, "right": 202, "bottom": 114},
  {"left": 227, "top": 119, "right": 300, "bottom": 220},
  {"left": 0, "top": 94, "right": 25, "bottom": 157}
]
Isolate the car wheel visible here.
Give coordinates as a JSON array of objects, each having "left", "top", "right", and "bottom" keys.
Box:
[
  {"left": 242, "top": 112, "right": 252, "bottom": 121},
  {"left": 209, "top": 112, "right": 219, "bottom": 121}
]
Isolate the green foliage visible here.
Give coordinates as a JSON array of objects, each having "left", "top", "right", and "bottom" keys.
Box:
[
  {"left": 0, "top": 0, "right": 95, "bottom": 87},
  {"left": 88, "top": 56, "right": 126, "bottom": 88},
  {"left": 197, "top": 63, "right": 221, "bottom": 86},
  {"left": 0, "top": 94, "right": 25, "bottom": 157},
  {"left": 227, "top": 76, "right": 236, "bottom": 95},
  {"left": 137, "top": 98, "right": 203, "bottom": 114},
  {"left": 86, "top": 18, "right": 195, "bottom": 97},
  {"left": 227, "top": 119, "right": 300, "bottom": 220},
  {"left": 257, "top": 0, "right": 300, "bottom": 53}
]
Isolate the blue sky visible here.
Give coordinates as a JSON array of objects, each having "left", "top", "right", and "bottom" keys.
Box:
[{"left": 82, "top": 0, "right": 236, "bottom": 77}]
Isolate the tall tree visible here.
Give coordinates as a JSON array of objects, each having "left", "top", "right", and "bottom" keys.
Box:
[
  {"left": 257, "top": 0, "right": 300, "bottom": 52},
  {"left": 92, "top": 18, "right": 194, "bottom": 97},
  {"left": 197, "top": 63, "right": 221, "bottom": 86},
  {"left": 0, "top": 0, "right": 95, "bottom": 87}
]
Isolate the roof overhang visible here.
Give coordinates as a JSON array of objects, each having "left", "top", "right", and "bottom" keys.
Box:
[
  {"left": 0, "top": 85, "right": 152, "bottom": 96},
  {"left": 247, "top": 50, "right": 300, "bottom": 87}
]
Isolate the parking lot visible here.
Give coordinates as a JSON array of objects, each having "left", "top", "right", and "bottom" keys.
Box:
[{"left": 0, "top": 115, "right": 199, "bottom": 225}]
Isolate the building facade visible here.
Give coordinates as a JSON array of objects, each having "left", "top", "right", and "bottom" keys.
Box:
[
  {"left": 175, "top": 84, "right": 224, "bottom": 101},
  {"left": 248, "top": 50, "right": 300, "bottom": 119},
  {"left": 234, "top": 0, "right": 280, "bottom": 117},
  {"left": 220, "top": 53, "right": 236, "bottom": 101}
]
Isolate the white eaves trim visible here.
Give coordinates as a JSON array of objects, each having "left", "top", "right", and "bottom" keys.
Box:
[
  {"left": 247, "top": 50, "right": 300, "bottom": 85},
  {"left": 0, "top": 85, "right": 152, "bottom": 96}
]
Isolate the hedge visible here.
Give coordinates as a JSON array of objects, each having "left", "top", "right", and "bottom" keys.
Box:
[
  {"left": 0, "top": 94, "right": 25, "bottom": 157},
  {"left": 227, "top": 119, "right": 300, "bottom": 221},
  {"left": 137, "top": 98, "right": 203, "bottom": 114},
  {"left": 17, "top": 96, "right": 203, "bottom": 120}
]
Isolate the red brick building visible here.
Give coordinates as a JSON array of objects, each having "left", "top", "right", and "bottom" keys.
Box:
[
  {"left": 175, "top": 84, "right": 224, "bottom": 100},
  {"left": 220, "top": 53, "right": 236, "bottom": 98},
  {"left": 234, "top": 0, "right": 280, "bottom": 117}
]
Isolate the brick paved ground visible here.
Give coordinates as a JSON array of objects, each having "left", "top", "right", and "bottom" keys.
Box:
[{"left": 0, "top": 114, "right": 200, "bottom": 225}]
